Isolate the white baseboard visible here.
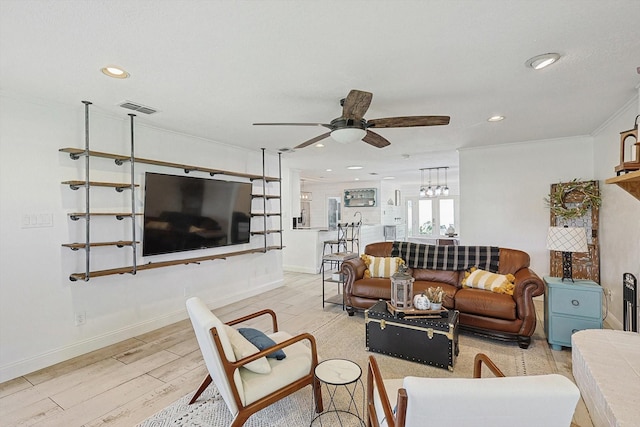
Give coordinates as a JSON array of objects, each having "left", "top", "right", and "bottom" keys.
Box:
[
  {"left": 0, "top": 279, "right": 283, "bottom": 383},
  {"left": 283, "top": 265, "right": 318, "bottom": 274}
]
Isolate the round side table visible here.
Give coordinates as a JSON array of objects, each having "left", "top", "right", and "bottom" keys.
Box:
[{"left": 311, "top": 358, "right": 365, "bottom": 426}]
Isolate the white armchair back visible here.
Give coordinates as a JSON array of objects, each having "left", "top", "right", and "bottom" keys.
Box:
[
  {"left": 186, "top": 297, "right": 242, "bottom": 415},
  {"left": 403, "top": 374, "right": 579, "bottom": 427}
]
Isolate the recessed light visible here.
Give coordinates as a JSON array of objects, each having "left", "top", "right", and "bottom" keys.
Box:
[
  {"left": 383, "top": 176, "right": 395, "bottom": 180},
  {"left": 101, "top": 66, "right": 130, "bottom": 79},
  {"left": 326, "top": 168, "right": 332, "bottom": 172},
  {"left": 355, "top": 178, "right": 360, "bottom": 181},
  {"left": 347, "top": 165, "right": 363, "bottom": 170},
  {"left": 525, "top": 53, "right": 561, "bottom": 70},
  {"left": 315, "top": 143, "right": 324, "bottom": 148},
  {"left": 487, "top": 115, "right": 505, "bottom": 122}
]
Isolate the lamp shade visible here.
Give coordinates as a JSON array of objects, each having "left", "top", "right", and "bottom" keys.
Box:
[
  {"left": 546, "top": 227, "right": 588, "bottom": 253},
  {"left": 331, "top": 128, "right": 366, "bottom": 144}
]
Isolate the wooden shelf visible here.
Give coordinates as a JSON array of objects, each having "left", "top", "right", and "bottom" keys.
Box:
[
  {"left": 60, "top": 148, "right": 280, "bottom": 182},
  {"left": 68, "top": 247, "right": 277, "bottom": 281},
  {"left": 62, "top": 180, "right": 138, "bottom": 191},
  {"left": 251, "top": 230, "right": 283, "bottom": 236},
  {"left": 62, "top": 241, "right": 139, "bottom": 249},
  {"left": 252, "top": 194, "right": 280, "bottom": 199},
  {"left": 605, "top": 170, "right": 640, "bottom": 201},
  {"left": 68, "top": 212, "right": 143, "bottom": 220}
]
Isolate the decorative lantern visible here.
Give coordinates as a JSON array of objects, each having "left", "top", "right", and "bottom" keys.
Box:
[
  {"left": 615, "top": 115, "right": 640, "bottom": 175},
  {"left": 391, "top": 264, "right": 414, "bottom": 309}
]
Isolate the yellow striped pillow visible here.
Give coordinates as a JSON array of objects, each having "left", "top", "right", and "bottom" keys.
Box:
[
  {"left": 361, "top": 255, "right": 405, "bottom": 278},
  {"left": 462, "top": 267, "right": 515, "bottom": 295}
]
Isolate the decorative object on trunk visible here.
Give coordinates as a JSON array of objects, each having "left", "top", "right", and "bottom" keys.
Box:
[
  {"left": 391, "top": 264, "right": 414, "bottom": 309},
  {"left": 546, "top": 179, "right": 601, "bottom": 219},
  {"left": 413, "top": 293, "right": 431, "bottom": 310},
  {"left": 426, "top": 286, "right": 445, "bottom": 310}
]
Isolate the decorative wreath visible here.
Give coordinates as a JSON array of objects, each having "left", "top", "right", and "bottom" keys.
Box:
[{"left": 546, "top": 179, "right": 601, "bottom": 219}]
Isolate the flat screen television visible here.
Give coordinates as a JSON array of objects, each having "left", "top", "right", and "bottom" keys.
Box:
[{"left": 143, "top": 172, "right": 252, "bottom": 256}]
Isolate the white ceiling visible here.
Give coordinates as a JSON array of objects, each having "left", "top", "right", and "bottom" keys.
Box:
[{"left": 1, "top": 0, "right": 639, "bottom": 184}]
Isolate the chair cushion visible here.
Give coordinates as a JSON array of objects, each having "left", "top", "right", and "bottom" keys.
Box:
[
  {"left": 223, "top": 325, "right": 272, "bottom": 374},
  {"left": 239, "top": 331, "right": 313, "bottom": 406},
  {"left": 239, "top": 327, "right": 286, "bottom": 360}
]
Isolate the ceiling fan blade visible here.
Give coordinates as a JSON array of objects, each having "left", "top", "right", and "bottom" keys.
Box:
[
  {"left": 363, "top": 130, "right": 391, "bottom": 148},
  {"left": 294, "top": 132, "right": 331, "bottom": 149},
  {"left": 341, "top": 90, "right": 373, "bottom": 120},
  {"left": 253, "top": 122, "right": 332, "bottom": 129},
  {"left": 367, "top": 115, "right": 450, "bottom": 128}
]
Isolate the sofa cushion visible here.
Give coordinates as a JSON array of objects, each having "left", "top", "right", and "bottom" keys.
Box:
[
  {"left": 498, "top": 248, "right": 530, "bottom": 275},
  {"left": 361, "top": 255, "right": 405, "bottom": 278},
  {"left": 413, "top": 282, "right": 458, "bottom": 309},
  {"left": 454, "top": 288, "right": 516, "bottom": 320},
  {"left": 352, "top": 278, "right": 392, "bottom": 300},
  {"left": 412, "top": 269, "right": 460, "bottom": 287},
  {"left": 462, "top": 268, "right": 515, "bottom": 295}
]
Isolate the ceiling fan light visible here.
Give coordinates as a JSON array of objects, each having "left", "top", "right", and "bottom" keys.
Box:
[{"left": 331, "top": 128, "right": 366, "bottom": 144}]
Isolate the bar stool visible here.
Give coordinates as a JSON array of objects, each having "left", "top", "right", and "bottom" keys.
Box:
[
  {"left": 345, "top": 221, "right": 361, "bottom": 254},
  {"left": 322, "top": 223, "right": 349, "bottom": 256}
]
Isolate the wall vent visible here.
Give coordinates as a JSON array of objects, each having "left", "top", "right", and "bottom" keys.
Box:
[{"left": 118, "top": 101, "right": 159, "bottom": 115}]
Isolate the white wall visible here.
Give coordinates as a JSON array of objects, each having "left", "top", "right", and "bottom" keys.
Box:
[
  {"left": 592, "top": 94, "right": 640, "bottom": 329},
  {"left": 459, "top": 136, "right": 594, "bottom": 276},
  {"left": 0, "top": 94, "right": 284, "bottom": 382},
  {"left": 460, "top": 93, "right": 640, "bottom": 329}
]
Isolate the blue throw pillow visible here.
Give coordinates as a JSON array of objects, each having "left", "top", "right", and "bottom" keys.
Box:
[{"left": 238, "top": 328, "right": 286, "bottom": 360}]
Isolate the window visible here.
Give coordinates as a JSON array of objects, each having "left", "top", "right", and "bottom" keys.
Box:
[{"left": 407, "top": 196, "right": 458, "bottom": 238}]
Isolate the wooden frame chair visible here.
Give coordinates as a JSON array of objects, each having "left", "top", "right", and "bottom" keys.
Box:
[
  {"left": 367, "top": 353, "right": 579, "bottom": 427},
  {"left": 186, "top": 297, "right": 323, "bottom": 427}
]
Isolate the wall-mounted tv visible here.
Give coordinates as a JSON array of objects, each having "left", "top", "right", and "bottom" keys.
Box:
[{"left": 143, "top": 172, "right": 252, "bottom": 256}]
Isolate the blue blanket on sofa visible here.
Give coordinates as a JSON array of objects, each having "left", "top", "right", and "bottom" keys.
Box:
[{"left": 391, "top": 241, "right": 500, "bottom": 273}]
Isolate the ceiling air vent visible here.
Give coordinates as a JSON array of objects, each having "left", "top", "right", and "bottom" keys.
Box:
[{"left": 118, "top": 100, "right": 159, "bottom": 115}]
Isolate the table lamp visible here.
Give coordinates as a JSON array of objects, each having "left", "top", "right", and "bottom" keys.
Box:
[{"left": 546, "top": 226, "right": 589, "bottom": 282}]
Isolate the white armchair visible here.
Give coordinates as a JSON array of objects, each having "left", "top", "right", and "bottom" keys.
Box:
[
  {"left": 367, "top": 354, "right": 580, "bottom": 427},
  {"left": 186, "top": 297, "right": 323, "bottom": 426}
]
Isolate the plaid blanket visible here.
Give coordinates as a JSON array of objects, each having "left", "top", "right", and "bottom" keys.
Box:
[{"left": 391, "top": 241, "right": 500, "bottom": 272}]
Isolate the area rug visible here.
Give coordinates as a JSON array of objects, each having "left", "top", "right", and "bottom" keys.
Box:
[{"left": 138, "top": 311, "right": 555, "bottom": 426}]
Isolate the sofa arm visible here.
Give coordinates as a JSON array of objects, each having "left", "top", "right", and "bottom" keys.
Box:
[
  {"left": 341, "top": 257, "right": 366, "bottom": 298},
  {"left": 512, "top": 267, "right": 545, "bottom": 336}
]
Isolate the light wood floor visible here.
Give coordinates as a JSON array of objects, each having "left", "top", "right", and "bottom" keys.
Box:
[{"left": 0, "top": 271, "right": 594, "bottom": 426}]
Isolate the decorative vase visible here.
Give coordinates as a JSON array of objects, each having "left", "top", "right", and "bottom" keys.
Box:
[
  {"left": 413, "top": 293, "right": 431, "bottom": 310},
  {"left": 446, "top": 224, "right": 456, "bottom": 236},
  {"left": 430, "top": 302, "right": 443, "bottom": 310}
]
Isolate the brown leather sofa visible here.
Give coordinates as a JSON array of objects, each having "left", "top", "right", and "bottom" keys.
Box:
[{"left": 341, "top": 242, "right": 545, "bottom": 348}]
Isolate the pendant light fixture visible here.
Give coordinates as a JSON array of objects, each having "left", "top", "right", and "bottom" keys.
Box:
[
  {"left": 419, "top": 166, "right": 450, "bottom": 198},
  {"left": 442, "top": 167, "right": 450, "bottom": 196}
]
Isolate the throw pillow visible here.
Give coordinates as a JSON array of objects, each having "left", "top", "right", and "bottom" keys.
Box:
[
  {"left": 462, "top": 267, "right": 515, "bottom": 295},
  {"left": 238, "top": 328, "right": 286, "bottom": 360},
  {"left": 361, "top": 255, "right": 405, "bottom": 278},
  {"left": 223, "top": 325, "right": 272, "bottom": 374}
]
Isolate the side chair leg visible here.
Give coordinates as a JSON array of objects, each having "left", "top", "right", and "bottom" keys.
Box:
[{"left": 188, "top": 374, "right": 213, "bottom": 404}]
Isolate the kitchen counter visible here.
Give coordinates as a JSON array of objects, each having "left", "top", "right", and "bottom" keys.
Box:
[{"left": 283, "top": 225, "right": 384, "bottom": 274}]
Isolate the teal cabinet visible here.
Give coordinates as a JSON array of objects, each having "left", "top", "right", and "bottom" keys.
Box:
[{"left": 544, "top": 276, "right": 603, "bottom": 351}]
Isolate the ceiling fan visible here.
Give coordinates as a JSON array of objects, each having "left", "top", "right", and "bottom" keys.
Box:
[{"left": 253, "top": 89, "right": 450, "bottom": 149}]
